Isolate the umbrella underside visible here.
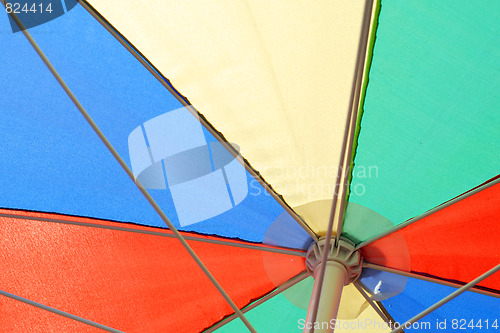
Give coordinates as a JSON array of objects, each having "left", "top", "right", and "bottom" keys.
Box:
[{"left": 0, "top": 0, "right": 499, "bottom": 332}]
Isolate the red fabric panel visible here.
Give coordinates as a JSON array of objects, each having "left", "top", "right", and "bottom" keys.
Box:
[
  {"left": 366, "top": 181, "right": 500, "bottom": 293},
  {"left": 0, "top": 210, "right": 305, "bottom": 332}
]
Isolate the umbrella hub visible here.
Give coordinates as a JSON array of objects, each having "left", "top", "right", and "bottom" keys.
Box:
[{"left": 305, "top": 237, "right": 363, "bottom": 285}]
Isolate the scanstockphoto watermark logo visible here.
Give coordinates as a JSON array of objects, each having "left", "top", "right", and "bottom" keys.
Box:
[
  {"left": 298, "top": 318, "right": 497, "bottom": 331},
  {"left": 298, "top": 318, "right": 451, "bottom": 331},
  {"left": 126, "top": 108, "right": 378, "bottom": 226},
  {"left": 4, "top": 0, "right": 77, "bottom": 32},
  {"left": 249, "top": 164, "right": 378, "bottom": 200}
]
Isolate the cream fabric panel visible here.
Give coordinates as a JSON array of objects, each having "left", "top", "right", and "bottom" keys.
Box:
[{"left": 87, "top": 0, "right": 366, "bottom": 232}]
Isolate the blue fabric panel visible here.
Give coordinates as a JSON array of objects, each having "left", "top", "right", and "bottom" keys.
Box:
[
  {"left": 382, "top": 277, "right": 500, "bottom": 332},
  {"left": 0, "top": 5, "right": 307, "bottom": 247},
  {"left": 263, "top": 210, "right": 313, "bottom": 250},
  {"left": 0, "top": 10, "right": 158, "bottom": 226}
]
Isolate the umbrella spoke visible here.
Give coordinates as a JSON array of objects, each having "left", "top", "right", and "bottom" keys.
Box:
[
  {"left": 363, "top": 262, "right": 500, "bottom": 299},
  {"left": 375, "top": 301, "right": 404, "bottom": 333},
  {"left": 0, "top": 211, "right": 305, "bottom": 257},
  {"left": 306, "top": 0, "right": 375, "bottom": 328},
  {"left": 357, "top": 175, "right": 500, "bottom": 250},
  {"left": 353, "top": 282, "right": 395, "bottom": 329},
  {"left": 3, "top": 5, "right": 256, "bottom": 331},
  {"left": 0, "top": 289, "right": 123, "bottom": 333},
  {"left": 204, "top": 271, "right": 309, "bottom": 332},
  {"left": 389, "top": 264, "right": 500, "bottom": 333},
  {"left": 355, "top": 281, "right": 406, "bottom": 331},
  {"left": 76, "top": 0, "right": 318, "bottom": 243}
]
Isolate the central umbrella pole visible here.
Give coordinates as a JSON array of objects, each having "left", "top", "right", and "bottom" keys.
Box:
[
  {"left": 304, "top": 238, "right": 363, "bottom": 333},
  {"left": 305, "top": 261, "right": 347, "bottom": 333}
]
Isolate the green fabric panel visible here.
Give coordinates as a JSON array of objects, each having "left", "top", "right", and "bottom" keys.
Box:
[
  {"left": 346, "top": 0, "right": 500, "bottom": 243},
  {"left": 213, "top": 278, "right": 311, "bottom": 332}
]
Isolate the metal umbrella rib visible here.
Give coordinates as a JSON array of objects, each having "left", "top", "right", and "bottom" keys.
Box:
[
  {"left": 305, "top": 0, "right": 375, "bottom": 330},
  {"left": 357, "top": 176, "right": 500, "bottom": 251},
  {"left": 0, "top": 211, "right": 306, "bottom": 258},
  {"left": 76, "top": 0, "right": 319, "bottom": 244},
  {"left": 205, "top": 271, "right": 310, "bottom": 333},
  {"left": 2, "top": 4, "right": 256, "bottom": 332},
  {"left": 0, "top": 289, "right": 123, "bottom": 333},
  {"left": 363, "top": 262, "right": 500, "bottom": 299},
  {"left": 389, "top": 264, "right": 500, "bottom": 333}
]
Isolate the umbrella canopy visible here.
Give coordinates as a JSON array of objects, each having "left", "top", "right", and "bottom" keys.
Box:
[{"left": 1, "top": 0, "right": 499, "bottom": 332}]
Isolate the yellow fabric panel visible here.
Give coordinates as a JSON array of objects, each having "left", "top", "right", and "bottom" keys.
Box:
[
  {"left": 86, "top": 0, "right": 367, "bottom": 229},
  {"left": 294, "top": 200, "right": 332, "bottom": 235},
  {"left": 338, "top": 284, "right": 368, "bottom": 319},
  {"left": 337, "top": 286, "right": 390, "bottom": 332}
]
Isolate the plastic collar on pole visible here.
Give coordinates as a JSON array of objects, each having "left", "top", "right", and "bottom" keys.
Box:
[{"left": 304, "top": 238, "right": 363, "bottom": 333}]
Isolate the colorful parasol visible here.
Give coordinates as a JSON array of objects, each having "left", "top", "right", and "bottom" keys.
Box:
[{"left": 1, "top": 0, "right": 499, "bottom": 332}]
